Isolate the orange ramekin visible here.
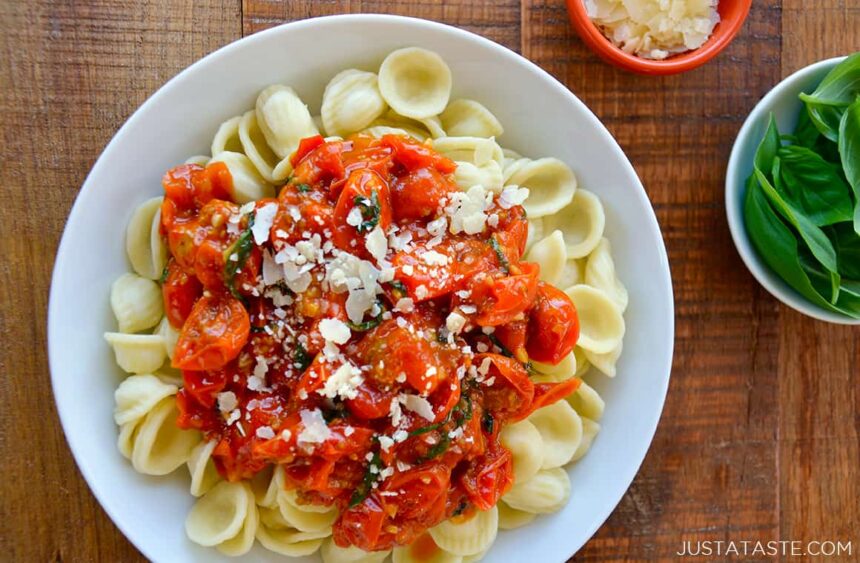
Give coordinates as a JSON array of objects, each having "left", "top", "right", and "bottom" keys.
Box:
[{"left": 566, "top": 0, "right": 752, "bottom": 75}]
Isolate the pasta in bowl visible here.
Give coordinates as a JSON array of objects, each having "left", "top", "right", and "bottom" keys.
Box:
[{"left": 48, "top": 15, "right": 673, "bottom": 563}]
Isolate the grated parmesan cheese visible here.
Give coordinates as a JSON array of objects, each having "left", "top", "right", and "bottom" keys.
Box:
[
  {"left": 585, "top": 0, "right": 720, "bottom": 60},
  {"left": 319, "top": 318, "right": 351, "bottom": 345},
  {"left": 298, "top": 409, "right": 331, "bottom": 444},
  {"left": 400, "top": 394, "right": 436, "bottom": 422},
  {"left": 251, "top": 203, "right": 279, "bottom": 245}
]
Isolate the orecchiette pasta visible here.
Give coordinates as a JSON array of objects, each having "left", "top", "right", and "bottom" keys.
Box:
[
  {"left": 322, "top": 69, "right": 388, "bottom": 137},
  {"left": 527, "top": 400, "right": 583, "bottom": 469},
  {"left": 218, "top": 485, "right": 259, "bottom": 556},
  {"left": 104, "top": 332, "right": 167, "bottom": 374},
  {"left": 585, "top": 340, "right": 623, "bottom": 378},
  {"left": 571, "top": 417, "right": 601, "bottom": 462},
  {"left": 110, "top": 273, "right": 163, "bottom": 333},
  {"left": 567, "top": 378, "right": 605, "bottom": 421},
  {"left": 393, "top": 533, "right": 464, "bottom": 563},
  {"left": 208, "top": 151, "right": 275, "bottom": 204},
  {"left": 555, "top": 257, "right": 586, "bottom": 290},
  {"left": 498, "top": 419, "right": 544, "bottom": 482},
  {"left": 187, "top": 439, "right": 220, "bottom": 497},
  {"left": 321, "top": 539, "right": 391, "bottom": 563},
  {"left": 256, "top": 506, "right": 329, "bottom": 556},
  {"left": 255, "top": 85, "right": 320, "bottom": 160},
  {"left": 428, "top": 506, "right": 498, "bottom": 557},
  {"left": 507, "top": 158, "right": 577, "bottom": 218},
  {"left": 186, "top": 481, "right": 255, "bottom": 549},
  {"left": 114, "top": 374, "right": 177, "bottom": 426},
  {"left": 125, "top": 197, "right": 167, "bottom": 280},
  {"left": 130, "top": 396, "right": 200, "bottom": 475},
  {"left": 502, "top": 468, "right": 571, "bottom": 514},
  {"left": 542, "top": 188, "right": 606, "bottom": 258},
  {"left": 565, "top": 285, "right": 626, "bottom": 354},
  {"left": 154, "top": 316, "right": 179, "bottom": 360},
  {"left": 531, "top": 351, "right": 577, "bottom": 381},
  {"left": 378, "top": 47, "right": 452, "bottom": 119},
  {"left": 526, "top": 230, "right": 568, "bottom": 287},
  {"left": 440, "top": 99, "right": 504, "bottom": 138},
  {"left": 211, "top": 115, "right": 244, "bottom": 156},
  {"left": 585, "top": 237, "right": 629, "bottom": 312},
  {"left": 184, "top": 155, "right": 211, "bottom": 166},
  {"left": 525, "top": 218, "right": 544, "bottom": 252},
  {"left": 496, "top": 501, "right": 537, "bottom": 530},
  {"left": 238, "top": 110, "right": 292, "bottom": 184}
]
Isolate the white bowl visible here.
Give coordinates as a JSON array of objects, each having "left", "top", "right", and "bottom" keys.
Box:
[
  {"left": 48, "top": 14, "right": 675, "bottom": 562},
  {"left": 726, "top": 56, "right": 859, "bottom": 325}
]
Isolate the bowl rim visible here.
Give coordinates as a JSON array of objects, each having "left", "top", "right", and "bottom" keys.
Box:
[
  {"left": 565, "top": 0, "right": 752, "bottom": 76},
  {"left": 725, "top": 55, "right": 860, "bottom": 325},
  {"left": 48, "top": 13, "right": 677, "bottom": 561}
]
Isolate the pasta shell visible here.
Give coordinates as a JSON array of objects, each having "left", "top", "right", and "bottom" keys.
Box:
[
  {"left": 525, "top": 218, "right": 544, "bottom": 252},
  {"left": 253, "top": 464, "right": 281, "bottom": 508},
  {"left": 321, "top": 539, "right": 391, "bottom": 563},
  {"left": 211, "top": 115, "right": 244, "bottom": 156},
  {"left": 502, "top": 468, "right": 571, "bottom": 514},
  {"left": 542, "top": 188, "right": 606, "bottom": 258},
  {"left": 322, "top": 69, "right": 387, "bottom": 137},
  {"left": 208, "top": 151, "right": 275, "bottom": 204},
  {"left": 255, "top": 519, "right": 326, "bottom": 557},
  {"left": 531, "top": 351, "right": 577, "bottom": 381},
  {"left": 378, "top": 47, "right": 452, "bottom": 120},
  {"left": 432, "top": 136, "right": 503, "bottom": 167},
  {"left": 571, "top": 417, "right": 601, "bottom": 462},
  {"left": 393, "top": 533, "right": 463, "bottom": 563},
  {"left": 217, "top": 490, "right": 259, "bottom": 556},
  {"left": 528, "top": 400, "right": 583, "bottom": 469},
  {"left": 508, "top": 158, "right": 577, "bottom": 219},
  {"left": 574, "top": 347, "right": 591, "bottom": 377},
  {"left": 255, "top": 85, "right": 319, "bottom": 159},
  {"left": 565, "top": 285, "right": 625, "bottom": 354},
  {"left": 567, "top": 378, "right": 606, "bottom": 421},
  {"left": 497, "top": 501, "right": 537, "bottom": 530},
  {"left": 125, "top": 197, "right": 167, "bottom": 280},
  {"left": 186, "top": 481, "right": 252, "bottom": 547},
  {"left": 362, "top": 124, "right": 427, "bottom": 141},
  {"left": 154, "top": 317, "right": 179, "bottom": 360},
  {"left": 440, "top": 99, "right": 504, "bottom": 138},
  {"left": 117, "top": 420, "right": 138, "bottom": 460},
  {"left": 238, "top": 110, "right": 291, "bottom": 184},
  {"left": 525, "top": 230, "right": 567, "bottom": 286},
  {"left": 188, "top": 439, "right": 220, "bottom": 497},
  {"left": 131, "top": 396, "right": 200, "bottom": 475},
  {"left": 453, "top": 160, "right": 503, "bottom": 192},
  {"left": 420, "top": 115, "right": 446, "bottom": 138},
  {"left": 428, "top": 506, "right": 498, "bottom": 557},
  {"left": 113, "top": 373, "right": 177, "bottom": 426},
  {"left": 110, "top": 273, "right": 163, "bottom": 333},
  {"left": 585, "top": 340, "right": 623, "bottom": 378},
  {"left": 104, "top": 333, "right": 167, "bottom": 375},
  {"left": 184, "top": 155, "right": 210, "bottom": 166},
  {"left": 502, "top": 157, "right": 531, "bottom": 185},
  {"left": 276, "top": 488, "right": 339, "bottom": 532},
  {"left": 556, "top": 258, "right": 586, "bottom": 289},
  {"left": 498, "top": 419, "right": 544, "bottom": 483},
  {"left": 585, "top": 238, "right": 628, "bottom": 312}
]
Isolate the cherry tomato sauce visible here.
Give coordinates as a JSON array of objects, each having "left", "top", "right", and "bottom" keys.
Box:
[{"left": 159, "top": 135, "right": 580, "bottom": 551}]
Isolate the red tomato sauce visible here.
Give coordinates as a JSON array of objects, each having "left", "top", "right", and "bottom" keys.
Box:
[{"left": 160, "top": 134, "right": 581, "bottom": 551}]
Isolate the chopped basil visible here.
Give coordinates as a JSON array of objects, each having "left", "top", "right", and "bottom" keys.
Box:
[
  {"left": 158, "top": 264, "right": 170, "bottom": 284},
  {"left": 293, "top": 342, "right": 312, "bottom": 371},
  {"left": 355, "top": 190, "right": 380, "bottom": 233},
  {"left": 250, "top": 325, "right": 267, "bottom": 334},
  {"left": 388, "top": 279, "right": 408, "bottom": 300},
  {"left": 223, "top": 211, "right": 256, "bottom": 301},
  {"left": 296, "top": 183, "right": 311, "bottom": 193},
  {"left": 452, "top": 499, "right": 469, "bottom": 516},
  {"left": 482, "top": 412, "right": 495, "bottom": 434},
  {"left": 347, "top": 302, "right": 385, "bottom": 332},
  {"left": 487, "top": 333, "right": 514, "bottom": 359},
  {"left": 350, "top": 447, "right": 382, "bottom": 507},
  {"left": 422, "top": 434, "right": 450, "bottom": 461},
  {"left": 488, "top": 235, "right": 510, "bottom": 274}
]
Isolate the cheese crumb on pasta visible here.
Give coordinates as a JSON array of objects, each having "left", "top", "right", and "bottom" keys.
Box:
[{"left": 585, "top": 0, "right": 720, "bottom": 60}]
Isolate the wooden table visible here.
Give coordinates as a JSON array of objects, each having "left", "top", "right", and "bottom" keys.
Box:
[{"left": 2, "top": 1, "right": 857, "bottom": 561}]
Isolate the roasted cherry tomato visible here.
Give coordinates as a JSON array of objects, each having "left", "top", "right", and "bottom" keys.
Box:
[
  {"left": 162, "top": 259, "right": 202, "bottom": 328},
  {"left": 331, "top": 169, "right": 393, "bottom": 253},
  {"left": 526, "top": 282, "right": 580, "bottom": 364},
  {"left": 470, "top": 262, "right": 540, "bottom": 326},
  {"left": 173, "top": 294, "right": 250, "bottom": 371}
]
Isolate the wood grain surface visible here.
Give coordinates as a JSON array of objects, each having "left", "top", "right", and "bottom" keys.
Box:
[{"left": 1, "top": 1, "right": 857, "bottom": 561}]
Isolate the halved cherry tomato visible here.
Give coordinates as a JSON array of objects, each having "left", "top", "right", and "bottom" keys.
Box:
[
  {"left": 345, "top": 382, "right": 395, "bottom": 420},
  {"left": 474, "top": 354, "right": 535, "bottom": 421},
  {"left": 493, "top": 206, "right": 529, "bottom": 260},
  {"left": 182, "top": 368, "right": 229, "bottom": 409},
  {"left": 457, "top": 445, "right": 513, "bottom": 510},
  {"left": 470, "top": 262, "right": 540, "bottom": 326},
  {"left": 291, "top": 138, "right": 347, "bottom": 188},
  {"left": 162, "top": 162, "right": 234, "bottom": 222},
  {"left": 173, "top": 294, "right": 250, "bottom": 371},
  {"left": 380, "top": 135, "right": 456, "bottom": 174},
  {"left": 526, "top": 282, "right": 580, "bottom": 364},
  {"left": 162, "top": 260, "right": 202, "bottom": 328},
  {"left": 331, "top": 169, "right": 393, "bottom": 253},
  {"left": 491, "top": 319, "right": 528, "bottom": 363},
  {"left": 290, "top": 135, "right": 325, "bottom": 167},
  {"left": 391, "top": 167, "right": 459, "bottom": 220},
  {"left": 526, "top": 378, "right": 582, "bottom": 418}
]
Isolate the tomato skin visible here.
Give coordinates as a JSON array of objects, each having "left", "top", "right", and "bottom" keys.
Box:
[
  {"left": 391, "top": 167, "right": 458, "bottom": 220},
  {"left": 492, "top": 319, "right": 528, "bottom": 361},
  {"left": 183, "top": 368, "right": 229, "bottom": 409},
  {"left": 162, "top": 260, "right": 202, "bottom": 328},
  {"left": 470, "top": 262, "right": 540, "bottom": 326},
  {"left": 458, "top": 445, "right": 514, "bottom": 510},
  {"left": 172, "top": 294, "right": 250, "bottom": 371},
  {"left": 380, "top": 135, "right": 456, "bottom": 174},
  {"left": 475, "top": 353, "right": 535, "bottom": 421},
  {"left": 162, "top": 162, "right": 234, "bottom": 224},
  {"left": 291, "top": 139, "right": 347, "bottom": 188},
  {"left": 331, "top": 169, "right": 393, "bottom": 253},
  {"left": 345, "top": 382, "right": 395, "bottom": 420},
  {"left": 527, "top": 378, "right": 582, "bottom": 416},
  {"left": 526, "top": 282, "right": 580, "bottom": 364},
  {"left": 290, "top": 135, "right": 325, "bottom": 167}
]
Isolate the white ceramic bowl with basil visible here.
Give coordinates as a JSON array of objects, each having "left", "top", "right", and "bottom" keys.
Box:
[{"left": 726, "top": 54, "right": 860, "bottom": 325}]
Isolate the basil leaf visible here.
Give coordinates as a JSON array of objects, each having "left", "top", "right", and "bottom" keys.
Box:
[
  {"left": 354, "top": 190, "right": 380, "bottom": 233},
  {"left": 799, "top": 52, "right": 860, "bottom": 141},
  {"left": 488, "top": 235, "right": 510, "bottom": 274},
  {"left": 293, "top": 342, "right": 312, "bottom": 371},
  {"left": 223, "top": 211, "right": 256, "bottom": 301},
  {"left": 754, "top": 168, "right": 838, "bottom": 273},
  {"left": 754, "top": 114, "right": 781, "bottom": 174},
  {"left": 793, "top": 104, "right": 822, "bottom": 149},
  {"left": 743, "top": 175, "right": 858, "bottom": 317},
  {"left": 838, "top": 99, "right": 860, "bottom": 234},
  {"left": 775, "top": 145, "right": 853, "bottom": 226},
  {"left": 350, "top": 448, "right": 381, "bottom": 507},
  {"left": 829, "top": 222, "right": 860, "bottom": 279}
]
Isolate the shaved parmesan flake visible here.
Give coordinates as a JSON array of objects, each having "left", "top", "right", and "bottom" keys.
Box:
[
  {"left": 400, "top": 394, "right": 435, "bottom": 422},
  {"left": 217, "top": 392, "right": 238, "bottom": 414},
  {"left": 256, "top": 426, "right": 275, "bottom": 439},
  {"left": 498, "top": 185, "right": 529, "bottom": 209},
  {"left": 446, "top": 311, "right": 467, "bottom": 334},
  {"left": 251, "top": 203, "right": 278, "bottom": 245},
  {"left": 346, "top": 206, "right": 363, "bottom": 227},
  {"left": 319, "top": 318, "right": 351, "bottom": 345},
  {"left": 445, "top": 184, "right": 492, "bottom": 235},
  {"left": 365, "top": 225, "right": 388, "bottom": 263},
  {"left": 298, "top": 409, "right": 331, "bottom": 444}
]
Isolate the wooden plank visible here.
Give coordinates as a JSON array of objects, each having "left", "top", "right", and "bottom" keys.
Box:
[
  {"left": 779, "top": 2, "right": 860, "bottom": 552},
  {"left": 520, "top": 1, "right": 785, "bottom": 560},
  {"left": 243, "top": 0, "right": 521, "bottom": 51},
  {"left": 0, "top": 1, "right": 241, "bottom": 561}
]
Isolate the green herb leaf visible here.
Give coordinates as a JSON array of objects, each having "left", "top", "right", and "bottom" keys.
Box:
[
  {"left": 793, "top": 103, "right": 822, "bottom": 149},
  {"left": 488, "top": 235, "right": 510, "bottom": 274},
  {"left": 754, "top": 114, "right": 781, "bottom": 174},
  {"left": 774, "top": 145, "right": 853, "bottom": 226},
  {"left": 223, "top": 211, "right": 256, "bottom": 301},
  {"left": 350, "top": 448, "right": 381, "bottom": 507},
  {"left": 159, "top": 264, "right": 170, "bottom": 284},
  {"left": 481, "top": 412, "right": 495, "bottom": 434},
  {"left": 354, "top": 190, "right": 381, "bottom": 233},
  {"left": 296, "top": 183, "right": 311, "bottom": 193},
  {"left": 293, "top": 342, "right": 312, "bottom": 371},
  {"left": 754, "top": 168, "right": 838, "bottom": 273},
  {"left": 829, "top": 222, "right": 860, "bottom": 279},
  {"left": 799, "top": 53, "right": 860, "bottom": 141},
  {"left": 838, "top": 98, "right": 860, "bottom": 234}
]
